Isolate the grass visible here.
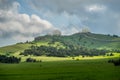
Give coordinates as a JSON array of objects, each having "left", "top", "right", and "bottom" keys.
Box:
[
  {"left": 0, "top": 32, "right": 120, "bottom": 55},
  {"left": 0, "top": 52, "right": 120, "bottom": 80},
  {"left": 0, "top": 59, "right": 120, "bottom": 80},
  {"left": 0, "top": 33, "right": 120, "bottom": 80},
  {"left": 0, "top": 41, "right": 65, "bottom": 56},
  {"left": 0, "top": 43, "right": 31, "bottom": 55},
  {"left": 19, "top": 53, "right": 120, "bottom": 62},
  {"left": 20, "top": 56, "right": 72, "bottom": 62}
]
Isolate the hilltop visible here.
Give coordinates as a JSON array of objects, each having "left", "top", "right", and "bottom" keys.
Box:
[
  {"left": 0, "top": 32, "right": 120, "bottom": 56},
  {"left": 34, "top": 32, "right": 120, "bottom": 50}
]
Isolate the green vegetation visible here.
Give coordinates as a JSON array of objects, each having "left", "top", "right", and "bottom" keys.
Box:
[
  {"left": 35, "top": 32, "right": 120, "bottom": 50},
  {"left": 0, "top": 43, "right": 31, "bottom": 55},
  {"left": 0, "top": 32, "right": 120, "bottom": 56},
  {"left": 0, "top": 55, "right": 21, "bottom": 63},
  {"left": 108, "top": 58, "right": 120, "bottom": 66},
  {"left": 19, "top": 32, "right": 120, "bottom": 57},
  {"left": 20, "top": 45, "right": 107, "bottom": 57},
  {"left": 26, "top": 57, "right": 37, "bottom": 62},
  {"left": 0, "top": 59, "right": 120, "bottom": 80},
  {"left": 15, "top": 53, "right": 120, "bottom": 62},
  {"left": 0, "top": 32, "right": 120, "bottom": 80}
]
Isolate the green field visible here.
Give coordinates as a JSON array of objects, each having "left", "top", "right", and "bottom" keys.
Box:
[
  {"left": 0, "top": 32, "right": 120, "bottom": 80},
  {"left": 0, "top": 58, "right": 120, "bottom": 80}
]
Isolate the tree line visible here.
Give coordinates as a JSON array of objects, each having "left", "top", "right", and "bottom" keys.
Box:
[
  {"left": 20, "top": 45, "right": 108, "bottom": 57},
  {"left": 0, "top": 55, "right": 21, "bottom": 63}
]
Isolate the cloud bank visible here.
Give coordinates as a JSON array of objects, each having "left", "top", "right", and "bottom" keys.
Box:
[
  {"left": 0, "top": 1, "right": 55, "bottom": 46},
  {"left": 27, "top": 0, "right": 120, "bottom": 35},
  {"left": 0, "top": 0, "right": 120, "bottom": 47}
]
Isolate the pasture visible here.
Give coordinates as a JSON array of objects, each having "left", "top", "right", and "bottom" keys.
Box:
[{"left": 0, "top": 58, "right": 120, "bottom": 80}]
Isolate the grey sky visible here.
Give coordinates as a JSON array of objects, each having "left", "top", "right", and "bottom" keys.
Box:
[{"left": 0, "top": 0, "right": 120, "bottom": 47}]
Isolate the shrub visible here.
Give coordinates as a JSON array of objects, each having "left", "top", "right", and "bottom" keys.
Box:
[
  {"left": 72, "top": 57, "right": 75, "bottom": 60},
  {"left": 26, "top": 58, "right": 36, "bottom": 62},
  {"left": 39, "top": 60, "right": 42, "bottom": 62},
  {"left": 108, "top": 59, "right": 120, "bottom": 66},
  {"left": 113, "top": 59, "right": 120, "bottom": 66},
  {"left": 76, "top": 58, "right": 80, "bottom": 61},
  {"left": 108, "top": 59, "right": 114, "bottom": 63},
  {"left": 0, "top": 55, "right": 21, "bottom": 63}
]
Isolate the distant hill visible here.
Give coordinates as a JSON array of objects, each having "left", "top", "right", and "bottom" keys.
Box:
[
  {"left": 0, "top": 32, "right": 120, "bottom": 55},
  {"left": 34, "top": 32, "right": 120, "bottom": 50}
]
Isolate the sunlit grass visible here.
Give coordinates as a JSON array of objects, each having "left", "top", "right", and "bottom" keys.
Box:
[
  {"left": 35, "top": 41, "right": 49, "bottom": 46},
  {"left": 0, "top": 43, "right": 31, "bottom": 54},
  {"left": 20, "top": 56, "right": 71, "bottom": 62},
  {"left": 18, "top": 53, "right": 120, "bottom": 62}
]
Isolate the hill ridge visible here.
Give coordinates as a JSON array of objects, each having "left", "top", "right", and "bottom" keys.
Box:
[
  {"left": 0, "top": 32, "right": 120, "bottom": 55},
  {"left": 81, "top": 33, "right": 120, "bottom": 42}
]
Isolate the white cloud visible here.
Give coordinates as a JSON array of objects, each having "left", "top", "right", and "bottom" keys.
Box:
[
  {"left": 0, "top": 2, "right": 55, "bottom": 42},
  {"left": 85, "top": 4, "right": 107, "bottom": 13}
]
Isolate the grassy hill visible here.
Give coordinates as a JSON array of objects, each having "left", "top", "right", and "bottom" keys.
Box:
[
  {"left": 0, "top": 43, "right": 31, "bottom": 55},
  {"left": 0, "top": 32, "right": 120, "bottom": 56},
  {"left": 34, "top": 32, "right": 120, "bottom": 50},
  {"left": 0, "top": 32, "right": 120, "bottom": 80}
]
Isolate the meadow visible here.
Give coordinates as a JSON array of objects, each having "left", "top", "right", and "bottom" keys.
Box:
[
  {"left": 0, "top": 33, "right": 120, "bottom": 80},
  {"left": 0, "top": 57, "right": 120, "bottom": 80}
]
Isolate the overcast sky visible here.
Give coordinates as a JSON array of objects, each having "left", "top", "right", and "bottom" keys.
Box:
[{"left": 0, "top": 0, "right": 120, "bottom": 47}]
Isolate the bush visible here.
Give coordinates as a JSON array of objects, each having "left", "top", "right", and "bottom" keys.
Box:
[
  {"left": 110, "top": 53, "right": 114, "bottom": 56},
  {"left": 39, "top": 60, "right": 42, "bottom": 62},
  {"left": 108, "top": 59, "right": 114, "bottom": 63},
  {"left": 113, "top": 59, "right": 120, "bottom": 66},
  {"left": 113, "top": 35, "right": 119, "bottom": 37},
  {"left": 82, "top": 55, "right": 85, "bottom": 58},
  {"left": 108, "top": 59, "right": 120, "bottom": 66},
  {"left": 76, "top": 58, "right": 80, "bottom": 61},
  {"left": 26, "top": 58, "right": 36, "bottom": 62},
  {"left": 0, "top": 55, "right": 21, "bottom": 63},
  {"left": 72, "top": 57, "right": 75, "bottom": 60},
  {"left": 107, "top": 53, "right": 114, "bottom": 56}
]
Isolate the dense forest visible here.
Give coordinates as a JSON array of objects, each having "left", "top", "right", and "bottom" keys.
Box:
[{"left": 20, "top": 45, "right": 108, "bottom": 57}]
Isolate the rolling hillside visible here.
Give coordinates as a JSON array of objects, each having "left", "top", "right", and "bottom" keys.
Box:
[
  {"left": 34, "top": 32, "right": 120, "bottom": 50},
  {"left": 0, "top": 32, "right": 120, "bottom": 55},
  {"left": 0, "top": 43, "right": 31, "bottom": 55}
]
